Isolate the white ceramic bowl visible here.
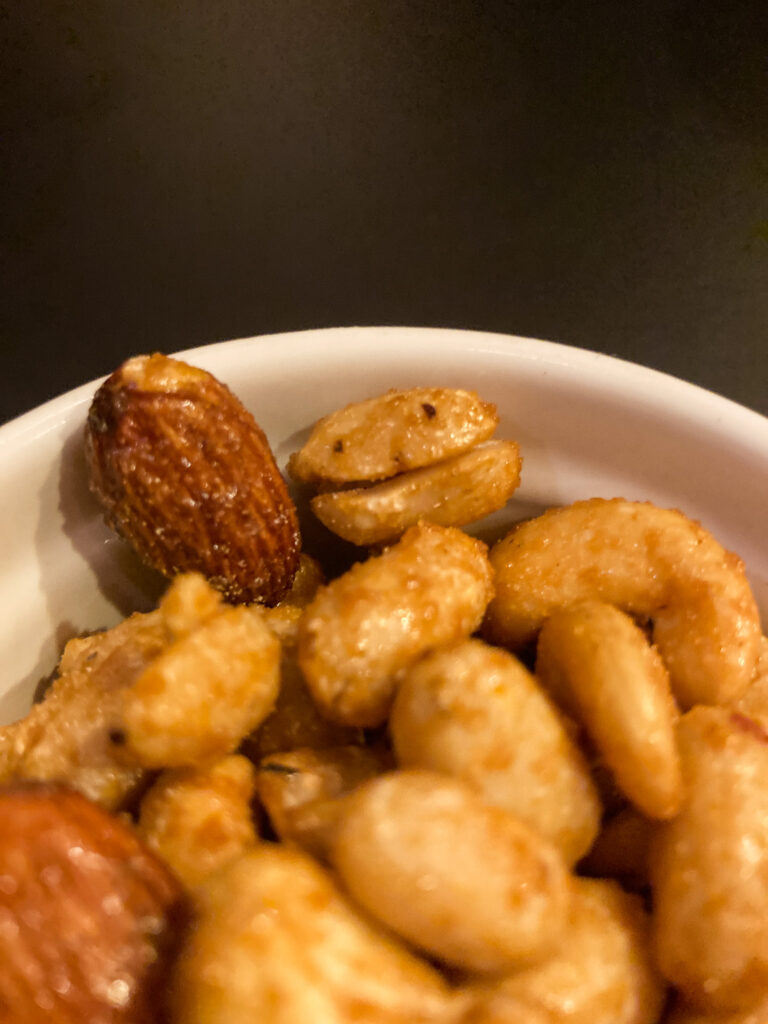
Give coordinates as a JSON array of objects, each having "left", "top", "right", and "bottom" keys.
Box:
[{"left": 1, "top": 326, "right": 767, "bottom": 724}]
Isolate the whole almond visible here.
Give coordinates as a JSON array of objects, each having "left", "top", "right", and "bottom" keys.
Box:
[
  {"left": 85, "top": 354, "right": 301, "bottom": 605},
  {"left": 0, "top": 783, "right": 186, "bottom": 1024}
]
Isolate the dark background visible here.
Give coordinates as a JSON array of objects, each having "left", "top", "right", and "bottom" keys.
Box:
[{"left": 2, "top": 0, "right": 766, "bottom": 425}]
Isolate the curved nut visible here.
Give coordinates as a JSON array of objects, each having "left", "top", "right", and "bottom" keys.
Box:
[
  {"left": 311, "top": 440, "right": 522, "bottom": 545},
  {"left": 171, "top": 844, "right": 457, "bottom": 1024},
  {"left": 330, "top": 770, "right": 571, "bottom": 974},
  {"left": 298, "top": 522, "right": 495, "bottom": 727},
  {"left": 287, "top": 387, "right": 499, "bottom": 484},
  {"left": 86, "top": 353, "right": 301, "bottom": 605},
  {"left": 390, "top": 637, "right": 601, "bottom": 865},
  {"left": 485, "top": 499, "right": 761, "bottom": 708},
  {"left": 535, "top": 601, "right": 682, "bottom": 819}
]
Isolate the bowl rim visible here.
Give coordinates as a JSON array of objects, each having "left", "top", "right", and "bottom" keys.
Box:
[{"left": 2, "top": 326, "right": 768, "bottom": 454}]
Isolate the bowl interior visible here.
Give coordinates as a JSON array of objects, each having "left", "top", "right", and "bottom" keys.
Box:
[{"left": 1, "top": 326, "right": 766, "bottom": 723}]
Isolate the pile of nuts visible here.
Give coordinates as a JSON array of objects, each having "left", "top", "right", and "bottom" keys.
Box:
[{"left": 0, "top": 352, "right": 766, "bottom": 1024}]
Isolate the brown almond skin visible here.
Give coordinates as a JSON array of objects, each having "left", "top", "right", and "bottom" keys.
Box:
[
  {"left": 0, "top": 783, "right": 186, "bottom": 1024},
  {"left": 86, "top": 354, "right": 301, "bottom": 605}
]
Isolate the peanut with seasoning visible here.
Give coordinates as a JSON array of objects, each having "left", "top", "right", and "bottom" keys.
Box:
[
  {"left": 287, "top": 386, "right": 499, "bottom": 485},
  {"left": 310, "top": 440, "right": 523, "bottom": 546}
]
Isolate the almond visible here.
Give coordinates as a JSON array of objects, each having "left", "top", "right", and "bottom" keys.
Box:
[
  {"left": 0, "top": 783, "right": 186, "bottom": 1023},
  {"left": 85, "top": 354, "right": 301, "bottom": 605}
]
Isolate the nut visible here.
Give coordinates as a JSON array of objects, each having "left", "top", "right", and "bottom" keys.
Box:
[
  {"left": 0, "top": 783, "right": 185, "bottom": 1023},
  {"left": 86, "top": 353, "right": 301, "bottom": 605}
]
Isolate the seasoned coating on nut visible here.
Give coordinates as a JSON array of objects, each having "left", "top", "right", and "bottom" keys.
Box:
[
  {"left": 330, "top": 770, "right": 571, "bottom": 974},
  {"left": 311, "top": 440, "right": 523, "bottom": 546},
  {"left": 287, "top": 386, "right": 499, "bottom": 485},
  {"left": 0, "top": 783, "right": 185, "bottom": 1024},
  {"left": 256, "top": 745, "right": 387, "bottom": 854},
  {"left": 138, "top": 755, "right": 258, "bottom": 889},
  {"left": 171, "top": 844, "right": 460, "bottom": 1024},
  {"left": 536, "top": 602, "right": 682, "bottom": 820},
  {"left": 124, "top": 605, "right": 280, "bottom": 767},
  {"left": 466, "top": 878, "right": 665, "bottom": 1024},
  {"left": 86, "top": 353, "right": 301, "bottom": 605},
  {"left": 390, "top": 638, "right": 601, "bottom": 865},
  {"left": 485, "top": 499, "right": 761, "bottom": 709},
  {"left": 0, "top": 610, "right": 166, "bottom": 809},
  {"left": 650, "top": 706, "right": 768, "bottom": 1011},
  {"left": 298, "top": 522, "right": 495, "bottom": 727}
]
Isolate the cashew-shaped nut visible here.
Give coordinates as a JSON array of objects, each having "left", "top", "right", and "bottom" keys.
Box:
[
  {"left": 535, "top": 601, "right": 682, "bottom": 820},
  {"left": 485, "top": 499, "right": 761, "bottom": 708},
  {"left": 298, "top": 522, "right": 494, "bottom": 727}
]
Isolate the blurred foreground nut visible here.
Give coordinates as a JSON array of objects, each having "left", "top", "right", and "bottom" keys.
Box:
[
  {"left": 0, "top": 783, "right": 185, "bottom": 1024},
  {"left": 85, "top": 353, "right": 301, "bottom": 605},
  {"left": 138, "top": 755, "right": 259, "bottom": 889},
  {"left": 330, "top": 770, "right": 571, "bottom": 973},
  {"left": 171, "top": 844, "right": 459, "bottom": 1024}
]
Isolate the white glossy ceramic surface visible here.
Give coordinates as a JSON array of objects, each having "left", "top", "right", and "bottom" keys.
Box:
[{"left": 1, "top": 326, "right": 767, "bottom": 724}]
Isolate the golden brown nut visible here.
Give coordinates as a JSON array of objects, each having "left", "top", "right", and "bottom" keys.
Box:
[
  {"left": 465, "top": 878, "right": 665, "bottom": 1024},
  {"left": 85, "top": 353, "right": 301, "bottom": 605},
  {"left": 171, "top": 844, "right": 459, "bottom": 1024},
  {"left": 287, "top": 386, "right": 499, "bottom": 485},
  {"left": 123, "top": 604, "right": 280, "bottom": 768},
  {"left": 298, "top": 522, "right": 495, "bottom": 727},
  {"left": 310, "top": 440, "right": 523, "bottom": 546},
  {"left": 0, "top": 610, "right": 167, "bottom": 809},
  {"left": 138, "top": 755, "right": 259, "bottom": 889},
  {"left": 650, "top": 706, "right": 768, "bottom": 1011},
  {"left": 535, "top": 602, "right": 682, "bottom": 820},
  {"left": 330, "top": 770, "right": 571, "bottom": 974},
  {"left": 485, "top": 499, "right": 761, "bottom": 709},
  {"left": 390, "top": 638, "right": 601, "bottom": 865},
  {"left": 0, "top": 783, "right": 185, "bottom": 1024}
]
